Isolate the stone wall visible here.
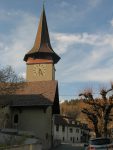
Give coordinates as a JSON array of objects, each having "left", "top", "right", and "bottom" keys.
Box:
[
  {"left": 10, "top": 106, "right": 52, "bottom": 149},
  {"left": 0, "top": 143, "right": 42, "bottom": 150}
]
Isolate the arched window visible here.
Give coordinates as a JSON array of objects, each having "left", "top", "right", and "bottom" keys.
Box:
[{"left": 14, "top": 114, "right": 18, "bottom": 124}]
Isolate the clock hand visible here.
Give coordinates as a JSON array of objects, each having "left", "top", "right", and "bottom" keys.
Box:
[{"left": 39, "top": 68, "right": 43, "bottom": 76}]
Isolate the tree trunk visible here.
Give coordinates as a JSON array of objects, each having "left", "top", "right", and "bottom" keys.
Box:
[
  {"left": 94, "top": 124, "right": 101, "bottom": 138},
  {"left": 104, "top": 121, "right": 108, "bottom": 137}
]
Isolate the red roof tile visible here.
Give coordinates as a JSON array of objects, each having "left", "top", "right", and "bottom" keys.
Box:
[
  {"left": 15, "top": 80, "right": 58, "bottom": 103},
  {"left": 0, "top": 95, "right": 52, "bottom": 107}
]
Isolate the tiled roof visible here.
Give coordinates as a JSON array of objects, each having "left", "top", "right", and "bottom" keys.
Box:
[
  {"left": 54, "top": 115, "right": 75, "bottom": 126},
  {"left": 15, "top": 80, "right": 58, "bottom": 103},
  {"left": 54, "top": 115, "right": 90, "bottom": 130},
  {"left": 0, "top": 95, "right": 52, "bottom": 107},
  {"left": 54, "top": 115, "right": 68, "bottom": 125},
  {"left": 0, "top": 80, "right": 58, "bottom": 107}
]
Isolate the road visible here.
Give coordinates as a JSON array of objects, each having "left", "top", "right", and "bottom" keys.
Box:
[{"left": 51, "top": 143, "right": 84, "bottom": 150}]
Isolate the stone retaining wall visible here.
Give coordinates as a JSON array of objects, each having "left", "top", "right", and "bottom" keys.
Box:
[{"left": 0, "top": 143, "right": 42, "bottom": 150}]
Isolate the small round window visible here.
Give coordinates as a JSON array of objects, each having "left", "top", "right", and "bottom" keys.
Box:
[{"left": 14, "top": 114, "right": 18, "bottom": 124}]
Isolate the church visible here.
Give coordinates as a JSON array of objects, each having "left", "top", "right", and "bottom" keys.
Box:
[{"left": 0, "top": 3, "right": 60, "bottom": 150}]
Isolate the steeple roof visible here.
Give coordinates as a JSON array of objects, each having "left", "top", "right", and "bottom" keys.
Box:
[{"left": 24, "top": 5, "right": 60, "bottom": 64}]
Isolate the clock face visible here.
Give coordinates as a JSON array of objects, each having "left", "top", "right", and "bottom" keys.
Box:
[{"left": 33, "top": 64, "right": 46, "bottom": 76}]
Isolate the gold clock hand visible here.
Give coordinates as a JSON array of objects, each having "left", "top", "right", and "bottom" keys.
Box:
[{"left": 38, "top": 68, "right": 43, "bottom": 76}]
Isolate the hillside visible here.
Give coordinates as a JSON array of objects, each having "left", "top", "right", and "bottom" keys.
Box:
[
  {"left": 60, "top": 99, "right": 113, "bottom": 129},
  {"left": 60, "top": 99, "right": 87, "bottom": 122}
]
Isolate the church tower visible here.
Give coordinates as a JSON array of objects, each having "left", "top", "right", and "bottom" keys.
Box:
[{"left": 24, "top": 5, "right": 60, "bottom": 82}]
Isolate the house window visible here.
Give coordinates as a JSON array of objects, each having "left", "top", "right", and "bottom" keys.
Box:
[
  {"left": 70, "top": 137, "right": 72, "bottom": 141},
  {"left": 56, "top": 125, "right": 59, "bottom": 132},
  {"left": 63, "top": 137, "right": 65, "bottom": 141},
  {"left": 70, "top": 128, "right": 73, "bottom": 133},
  {"left": 62, "top": 125, "right": 65, "bottom": 132},
  {"left": 73, "top": 137, "right": 75, "bottom": 143},
  {"left": 76, "top": 129, "right": 79, "bottom": 133},
  {"left": 14, "top": 114, "right": 18, "bottom": 124},
  {"left": 46, "top": 133, "right": 48, "bottom": 140}
]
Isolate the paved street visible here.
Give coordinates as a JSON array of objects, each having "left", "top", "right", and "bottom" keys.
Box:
[{"left": 52, "top": 143, "right": 84, "bottom": 150}]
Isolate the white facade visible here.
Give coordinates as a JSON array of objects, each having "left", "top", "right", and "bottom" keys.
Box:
[{"left": 53, "top": 115, "right": 90, "bottom": 143}]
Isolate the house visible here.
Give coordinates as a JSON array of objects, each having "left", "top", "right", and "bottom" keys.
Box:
[
  {"left": 53, "top": 115, "right": 90, "bottom": 144},
  {"left": 0, "top": 3, "right": 60, "bottom": 150}
]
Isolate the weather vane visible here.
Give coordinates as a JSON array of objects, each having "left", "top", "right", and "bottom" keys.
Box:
[{"left": 43, "top": 0, "right": 46, "bottom": 6}]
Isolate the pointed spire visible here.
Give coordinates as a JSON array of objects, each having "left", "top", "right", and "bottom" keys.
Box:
[
  {"left": 33, "top": 4, "right": 50, "bottom": 50},
  {"left": 24, "top": 4, "right": 60, "bottom": 64},
  {"left": 43, "top": 0, "right": 46, "bottom": 8}
]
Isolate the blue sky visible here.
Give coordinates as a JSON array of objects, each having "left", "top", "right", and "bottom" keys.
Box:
[{"left": 0, "top": 0, "right": 113, "bottom": 101}]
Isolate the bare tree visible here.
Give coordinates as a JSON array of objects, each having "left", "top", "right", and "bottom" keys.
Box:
[
  {"left": 0, "top": 66, "right": 24, "bottom": 128},
  {"left": 79, "top": 84, "right": 113, "bottom": 138},
  {"left": 0, "top": 66, "right": 24, "bottom": 95}
]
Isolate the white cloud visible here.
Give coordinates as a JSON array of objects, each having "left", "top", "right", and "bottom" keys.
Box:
[
  {"left": 60, "top": 1, "right": 69, "bottom": 8},
  {"left": 53, "top": 32, "right": 113, "bottom": 82},
  {"left": 0, "top": 9, "right": 113, "bottom": 84},
  {"left": 0, "top": 9, "right": 24, "bottom": 21},
  {"left": 88, "top": 0, "right": 102, "bottom": 8},
  {"left": 52, "top": 32, "right": 113, "bottom": 55},
  {"left": 0, "top": 11, "right": 37, "bottom": 76}
]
